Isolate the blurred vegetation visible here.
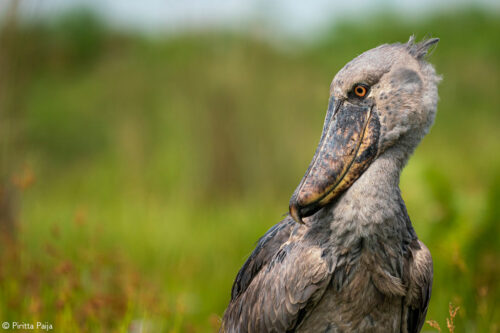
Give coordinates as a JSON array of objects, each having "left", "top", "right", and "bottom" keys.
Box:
[{"left": 0, "top": 5, "right": 499, "bottom": 332}]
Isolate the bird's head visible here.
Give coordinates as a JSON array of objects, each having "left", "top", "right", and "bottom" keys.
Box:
[{"left": 289, "top": 36, "right": 441, "bottom": 224}]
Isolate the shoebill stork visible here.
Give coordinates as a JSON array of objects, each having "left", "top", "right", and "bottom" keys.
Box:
[{"left": 221, "top": 37, "right": 440, "bottom": 333}]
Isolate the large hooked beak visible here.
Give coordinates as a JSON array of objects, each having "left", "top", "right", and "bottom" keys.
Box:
[{"left": 289, "top": 96, "right": 380, "bottom": 224}]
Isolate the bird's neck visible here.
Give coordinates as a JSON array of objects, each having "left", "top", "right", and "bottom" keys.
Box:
[{"left": 315, "top": 141, "right": 416, "bottom": 246}]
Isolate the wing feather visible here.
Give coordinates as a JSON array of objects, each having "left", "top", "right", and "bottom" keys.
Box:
[
  {"left": 222, "top": 217, "right": 335, "bottom": 332},
  {"left": 404, "top": 239, "right": 433, "bottom": 333},
  {"left": 230, "top": 218, "right": 295, "bottom": 300}
]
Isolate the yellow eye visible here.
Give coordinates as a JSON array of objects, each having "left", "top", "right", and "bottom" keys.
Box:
[{"left": 354, "top": 84, "right": 368, "bottom": 98}]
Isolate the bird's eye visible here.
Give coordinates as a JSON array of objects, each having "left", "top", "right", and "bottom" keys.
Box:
[{"left": 353, "top": 84, "right": 368, "bottom": 98}]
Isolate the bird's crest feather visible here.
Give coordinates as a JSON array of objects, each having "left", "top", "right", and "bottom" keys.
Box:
[{"left": 406, "top": 35, "right": 439, "bottom": 59}]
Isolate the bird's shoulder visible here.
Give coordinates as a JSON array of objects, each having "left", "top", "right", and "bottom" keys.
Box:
[
  {"left": 222, "top": 216, "right": 336, "bottom": 332},
  {"left": 230, "top": 216, "right": 296, "bottom": 300}
]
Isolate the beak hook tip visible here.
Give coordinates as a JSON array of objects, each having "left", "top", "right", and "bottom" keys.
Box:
[{"left": 289, "top": 202, "right": 304, "bottom": 224}]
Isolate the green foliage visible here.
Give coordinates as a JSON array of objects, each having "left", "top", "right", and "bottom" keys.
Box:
[{"left": 0, "top": 8, "right": 499, "bottom": 332}]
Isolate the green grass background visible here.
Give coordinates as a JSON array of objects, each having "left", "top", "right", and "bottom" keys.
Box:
[{"left": 0, "top": 8, "right": 499, "bottom": 332}]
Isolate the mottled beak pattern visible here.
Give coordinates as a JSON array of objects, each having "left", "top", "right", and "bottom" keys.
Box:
[{"left": 289, "top": 97, "right": 380, "bottom": 224}]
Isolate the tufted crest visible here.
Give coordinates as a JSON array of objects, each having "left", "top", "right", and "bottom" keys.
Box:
[{"left": 406, "top": 36, "right": 439, "bottom": 60}]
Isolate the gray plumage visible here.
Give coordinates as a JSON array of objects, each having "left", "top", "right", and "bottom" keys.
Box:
[{"left": 221, "top": 37, "right": 440, "bottom": 333}]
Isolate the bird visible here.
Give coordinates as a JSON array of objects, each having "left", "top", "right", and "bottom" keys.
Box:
[{"left": 221, "top": 36, "right": 440, "bottom": 333}]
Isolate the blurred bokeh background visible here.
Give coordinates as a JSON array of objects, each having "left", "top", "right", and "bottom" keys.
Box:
[{"left": 0, "top": 0, "right": 499, "bottom": 332}]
